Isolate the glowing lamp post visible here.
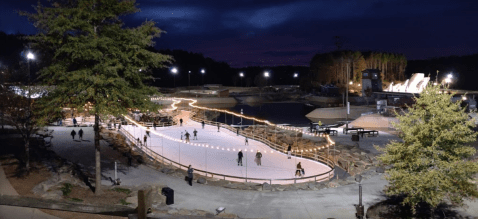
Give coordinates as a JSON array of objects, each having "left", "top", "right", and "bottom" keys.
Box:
[
  {"left": 201, "top": 69, "right": 205, "bottom": 85},
  {"left": 171, "top": 67, "right": 178, "bottom": 87},
  {"left": 264, "top": 71, "right": 270, "bottom": 86},
  {"left": 293, "top": 73, "right": 298, "bottom": 85},
  {"left": 239, "top": 72, "right": 244, "bottom": 87},
  {"left": 354, "top": 174, "right": 364, "bottom": 219}
]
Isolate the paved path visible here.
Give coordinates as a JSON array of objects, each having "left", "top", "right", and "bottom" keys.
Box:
[{"left": 0, "top": 164, "right": 61, "bottom": 219}]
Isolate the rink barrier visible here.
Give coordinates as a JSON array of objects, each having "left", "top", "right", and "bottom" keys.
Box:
[{"left": 119, "top": 124, "right": 335, "bottom": 185}]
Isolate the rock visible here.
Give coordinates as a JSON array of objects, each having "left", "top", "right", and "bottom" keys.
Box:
[
  {"left": 360, "top": 152, "right": 366, "bottom": 155},
  {"left": 178, "top": 209, "right": 191, "bottom": 215},
  {"left": 316, "top": 184, "right": 327, "bottom": 190},
  {"left": 307, "top": 182, "right": 317, "bottom": 189},
  {"left": 125, "top": 196, "right": 138, "bottom": 207},
  {"left": 167, "top": 209, "right": 179, "bottom": 214},
  {"left": 41, "top": 190, "right": 63, "bottom": 199},
  {"left": 197, "top": 177, "right": 207, "bottom": 184},
  {"left": 376, "top": 166, "right": 385, "bottom": 173},
  {"left": 276, "top": 186, "right": 285, "bottom": 191},
  {"left": 328, "top": 181, "right": 338, "bottom": 188},
  {"left": 224, "top": 183, "right": 238, "bottom": 189},
  {"left": 262, "top": 182, "right": 272, "bottom": 191}
]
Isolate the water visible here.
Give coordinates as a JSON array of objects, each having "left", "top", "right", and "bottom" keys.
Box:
[{"left": 206, "top": 102, "right": 317, "bottom": 127}]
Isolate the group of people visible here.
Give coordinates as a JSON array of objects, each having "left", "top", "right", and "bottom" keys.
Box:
[
  {"left": 181, "top": 129, "right": 198, "bottom": 143},
  {"left": 70, "top": 128, "right": 84, "bottom": 140},
  {"left": 237, "top": 150, "right": 263, "bottom": 166}
]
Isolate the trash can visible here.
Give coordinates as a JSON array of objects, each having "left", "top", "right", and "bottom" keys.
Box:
[
  {"left": 352, "top": 134, "right": 359, "bottom": 141},
  {"left": 162, "top": 187, "right": 174, "bottom": 205}
]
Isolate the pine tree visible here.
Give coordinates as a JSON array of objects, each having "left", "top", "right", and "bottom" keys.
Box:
[
  {"left": 20, "top": 0, "right": 172, "bottom": 195},
  {"left": 375, "top": 84, "right": 478, "bottom": 214}
]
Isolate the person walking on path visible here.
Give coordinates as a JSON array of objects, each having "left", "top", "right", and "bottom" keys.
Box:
[
  {"left": 73, "top": 118, "right": 77, "bottom": 127},
  {"left": 180, "top": 118, "right": 183, "bottom": 126},
  {"left": 193, "top": 129, "right": 198, "bottom": 140},
  {"left": 217, "top": 123, "right": 220, "bottom": 132},
  {"left": 245, "top": 137, "right": 249, "bottom": 145},
  {"left": 143, "top": 135, "right": 147, "bottom": 145},
  {"left": 287, "top": 144, "right": 292, "bottom": 159},
  {"left": 127, "top": 150, "right": 133, "bottom": 166},
  {"left": 187, "top": 165, "right": 194, "bottom": 186},
  {"left": 185, "top": 131, "right": 191, "bottom": 143},
  {"left": 237, "top": 150, "right": 243, "bottom": 166},
  {"left": 78, "top": 129, "right": 84, "bottom": 141},
  {"left": 71, "top": 130, "right": 76, "bottom": 140},
  {"left": 296, "top": 162, "right": 302, "bottom": 177},
  {"left": 201, "top": 120, "right": 205, "bottom": 129},
  {"left": 255, "top": 150, "right": 262, "bottom": 166}
]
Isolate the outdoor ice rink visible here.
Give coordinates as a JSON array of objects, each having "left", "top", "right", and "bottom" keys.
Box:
[{"left": 122, "top": 118, "right": 332, "bottom": 184}]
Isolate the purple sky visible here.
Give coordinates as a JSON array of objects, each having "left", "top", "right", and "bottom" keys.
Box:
[{"left": 2, "top": 0, "right": 478, "bottom": 68}]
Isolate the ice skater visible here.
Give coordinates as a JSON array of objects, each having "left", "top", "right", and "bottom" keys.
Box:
[
  {"left": 71, "top": 129, "right": 76, "bottom": 140},
  {"left": 287, "top": 144, "right": 292, "bottom": 159},
  {"left": 237, "top": 128, "right": 239, "bottom": 136},
  {"left": 245, "top": 137, "right": 249, "bottom": 145},
  {"left": 296, "top": 162, "right": 302, "bottom": 177},
  {"left": 153, "top": 121, "right": 157, "bottom": 130},
  {"left": 181, "top": 131, "right": 183, "bottom": 140},
  {"left": 118, "top": 123, "right": 122, "bottom": 130},
  {"left": 187, "top": 165, "right": 194, "bottom": 186},
  {"left": 180, "top": 118, "right": 183, "bottom": 126},
  {"left": 78, "top": 128, "right": 84, "bottom": 141},
  {"left": 217, "top": 123, "right": 220, "bottom": 132},
  {"left": 73, "top": 117, "right": 77, "bottom": 127},
  {"left": 255, "top": 150, "right": 262, "bottom": 166},
  {"left": 202, "top": 120, "right": 205, "bottom": 129},
  {"left": 143, "top": 134, "right": 147, "bottom": 144},
  {"left": 146, "top": 128, "right": 150, "bottom": 137},
  {"left": 185, "top": 131, "right": 191, "bottom": 143},
  {"left": 237, "top": 150, "right": 243, "bottom": 166},
  {"left": 193, "top": 129, "right": 198, "bottom": 140}
]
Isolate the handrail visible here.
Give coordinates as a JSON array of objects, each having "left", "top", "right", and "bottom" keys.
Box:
[{"left": 119, "top": 124, "right": 334, "bottom": 185}]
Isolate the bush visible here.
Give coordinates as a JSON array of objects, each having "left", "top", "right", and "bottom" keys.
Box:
[{"left": 60, "top": 183, "right": 73, "bottom": 196}]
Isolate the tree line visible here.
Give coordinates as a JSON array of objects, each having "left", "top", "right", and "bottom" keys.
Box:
[{"left": 309, "top": 50, "right": 407, "bottom": 86}]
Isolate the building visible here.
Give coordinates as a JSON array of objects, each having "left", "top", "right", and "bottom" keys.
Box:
[{"left": 361, "top": 69, "right": 382, "bottom": 96}]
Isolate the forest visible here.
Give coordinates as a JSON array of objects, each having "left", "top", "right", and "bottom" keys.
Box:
[{"left": 309, "top": 51, "right": 407, "bottom": 87}]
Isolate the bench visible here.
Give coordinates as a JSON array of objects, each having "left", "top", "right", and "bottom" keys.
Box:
[
  {"left": 317, "top": 129, "right": 338, "bottom": 136},
  {"left": 358, "top": 130, "right": 379, "bottom": 138},
  {"left": 343, "top": 128, "right": 364, "bottom": 134}
]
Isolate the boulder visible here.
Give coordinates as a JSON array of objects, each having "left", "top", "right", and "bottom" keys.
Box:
[
  {"left": 307, "top": 182, "right": 317, "bottom": 190},
  {"left": 41, "top": 190, "right": 63, "bottom": 199},
  {"left": 262, "top": 182, "right": 271, "bottom": 191},
  {"left": 376, "top": 167, "right": 385, "bottom": 173},
  {"left": 197, "top": 177, "right": 207, "bottom": 184}
]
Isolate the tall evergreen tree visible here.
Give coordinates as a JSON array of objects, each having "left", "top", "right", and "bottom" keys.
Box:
[
  {"left": 375, "top": 84, "right": 478, "bottom": 214},
  {"left": 20, "top": 0, "right": 172, "bottom": 194}
]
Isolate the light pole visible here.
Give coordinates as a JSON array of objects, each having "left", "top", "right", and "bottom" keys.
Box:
[
  {"left": 201, "top": 69, "right": 205, "bottom": 85},
  {"left": 354, "top": 174, "right": 364, "bottom": 219},
  {"left": 188, "top": 70, "right": 191, "bottom": 91},
  {"left": 293, "top": 73, "right": 298, "bottom": 86},
  {"left": 239, "top": 72, "right": 244, "bottom": 87},
  {"left": 445, "top": 73, "right": 453, "bottom": 88},
  {"left": 345, "top": 62, "right": 350, "bottom": 129},
  {"left": 171, "top": 67, "right": 178, "bottom": 87},
  {"left": 264, "top": 71, "right": 270, "bottom": 87},
  {"left": 434, "top": 70, "right": 439, "bottom": 86}
]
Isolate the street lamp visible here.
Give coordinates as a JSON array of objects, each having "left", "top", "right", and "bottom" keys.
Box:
[
  {"left": 201, "top": 69, "right": 205, "bottom": 85},
  {"left": 264, "top": 71, "right": 270, "bottom": 86},
  {"left": 293, "top": 73, "right": 298, "bottom": 86},
  {"left": 354, "top": 174, "right": 364, "bottom": 219},
  {"left": 188, "top": 70, "right": 191, "bottom": 87},
  {"left": 239, "top": 72, "right": 244, "bottom": 87},
  {"left": 171, "top": 67, "right": 178, "bottom": 87}
]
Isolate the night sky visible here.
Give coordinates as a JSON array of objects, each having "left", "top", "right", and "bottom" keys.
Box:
[{"left": 1, "top": 0, "right": 478, "bottom": 68}]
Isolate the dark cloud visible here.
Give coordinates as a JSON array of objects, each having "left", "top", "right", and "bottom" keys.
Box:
[{"left": 1, "top": 0, "right": 478, "bottom": 67}]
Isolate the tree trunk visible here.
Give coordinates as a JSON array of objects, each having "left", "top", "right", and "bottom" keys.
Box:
[
  {"left": 94, "top": 113, "right": 102, "bottom": 195},
  {"left": 25, "top": 138, "right": 30, "bottom": 171}
]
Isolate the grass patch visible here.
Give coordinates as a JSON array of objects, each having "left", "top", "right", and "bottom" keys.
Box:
[
  {"left": 60, "top": 183, "right": 73, "bottom": 196},
  {"left": 119, "top": 199, "right": 131, "bottom": 205},
  {"left": 112, "top": 187, "right": 131, "bottom": 195},
  {"left": 69, "top": 198, "right": 83, "bottom": 202}
]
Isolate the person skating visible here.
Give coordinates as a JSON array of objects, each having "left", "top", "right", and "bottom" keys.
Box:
[
  {"left": 287, "top": 144, "right": 292, "bottom": 159},
  {"left": 201, "top": 120, "right": 205, "bottom": 129},
  {"left": 255, "top": 150, "right": 262, "bottom": 166},
  {"left": 181, "top": 131, "right": 183, "bottom": 140},
  {"left": 180, "top": 118, "right": 183, "bottom": 126},
  {"left": 118, "top": 123, "right": 122, "bottom": 130},
  {"left": 187, "top": 165, "right": 194, "bottom": 186},
  {"left": 146, "top": 128, "right": 150, "bottom": 137},
  {"left": 193, "top": 129, "right": 198, "bottom": 140},
  {"left": 245, "top": 137, "right": 249, "bottom": 145},
  {"left": 237, "top": 128, "right": 239, "bottom": 136},
  {"left": 185, "top": 131, "right": 190, "bottom": 143},
  {"left": 237, "top": 150, "right": 243, "bottom": 166},
  {"left": 73, "top": 117, "right": 77, "bottom": 127},
  {"left": 78, "top": 128, "right": 84, "bottom": 141},
  {"left": 296, "top": 162, "right": 302, "bottom": 177},
  {"left": 217, "top": 123, "right": 220, "bottom": 132},
  {"left": 143, "top": 135, "right": 147, "bottom": 145},
  {"left": 153, "top": 121, "right": 157, "bottom": 130},
  {"left": 71, "top": 129, "right": 76, "bottom": 140}
]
